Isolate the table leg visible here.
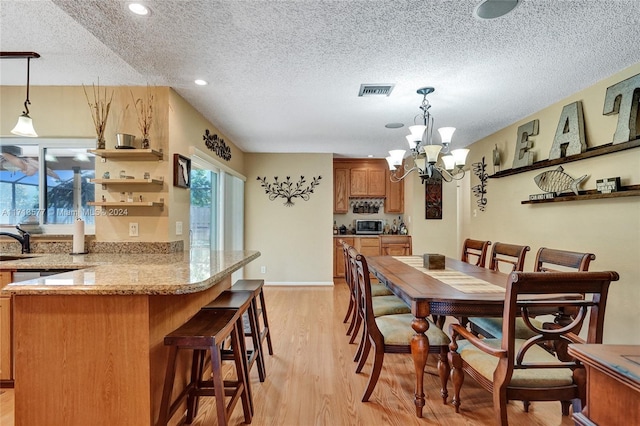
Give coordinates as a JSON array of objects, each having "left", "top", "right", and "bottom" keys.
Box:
[{"left": 410, "top": 316, "right": 430, "bottom": 418}]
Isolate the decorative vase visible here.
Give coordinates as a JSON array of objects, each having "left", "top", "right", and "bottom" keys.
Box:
[
  {"left": 142, "top": 137, "right": 150, "bottom": 149},
  {"left": 96, "top": 137, "right": 106, "bottom": 150}
]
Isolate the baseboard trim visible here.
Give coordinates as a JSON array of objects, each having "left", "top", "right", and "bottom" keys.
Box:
[{"left": 264, "top": 281, "right": 334, "bottom": 287}]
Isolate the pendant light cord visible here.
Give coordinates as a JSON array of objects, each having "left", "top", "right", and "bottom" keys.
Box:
[{"left": 23, "top": 57, "right": 31, "bottom": 115}]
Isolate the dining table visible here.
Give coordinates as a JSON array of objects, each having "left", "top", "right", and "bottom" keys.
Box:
[{"left": 367, "top": 255, "right": 510, "bottom": 418}]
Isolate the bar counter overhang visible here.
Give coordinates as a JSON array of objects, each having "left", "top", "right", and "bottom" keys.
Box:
[{"left": 0, "top": 249, "right": 260, "bottom": 426}]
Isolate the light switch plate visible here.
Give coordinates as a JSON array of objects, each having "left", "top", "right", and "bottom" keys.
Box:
[{"left": 176, "top": 221, "right": 183, "bottom": 235}]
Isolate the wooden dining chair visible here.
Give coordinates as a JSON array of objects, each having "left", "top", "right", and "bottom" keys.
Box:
[
  {"left": 468, "top": 242, "right": 530, "bottom": 337},
  {"left": 461, "top": 238, "right": 492, "bottom": 267},
  {"left": 534, "top": 247, "right": 596, "bottom": 273},
  {"left": 352, "top": 248, "right": 451, "bottom": 403},
  {"left": 341, "top": 241, "right": 397, "bottom": 343},
  {"left": 346, "top": 245, "right": 412, "bottom": 367},
  {"left": 448, "top": 270, "right": 619, "bottom": 425}
]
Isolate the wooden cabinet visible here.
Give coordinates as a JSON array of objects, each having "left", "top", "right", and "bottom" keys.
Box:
[
  {"left": 568, "top": 344, "right": 640, "bottom": 426},
  {"left": 334, "top": 159, "right": 401, "bottom": 213},
  {"left": 334, "top": 237, "right": 354, "bottom": 277},
  {"left": 385, "top": 168, "right": 404, "bottom": 213},
  {"left": 333, "top": 167, "right": 350, "bottom": 214},
  {"left": 350, "top": 166, "right": 385, "bottom": 197},
  {"left": 334, "top": 236, "right": 411, "bottom": 277},
  {"left": 380, "top": 235, "right": 412, "bottom": 256},
  {"left": 354, "top": 237, "right": 380, "bottom": 257},
  {"left": 0, "top": 270, "right": 13, "bottom": 384}
]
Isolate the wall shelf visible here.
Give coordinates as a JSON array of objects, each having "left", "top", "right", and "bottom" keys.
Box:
[
  {"left": 521, "top": 185, "right": 640, "bottom": 204},
  {"left": 90, "top": 178, "right": 164, "bottom": 186},
  {"left": 88, "top": 201, "right": 164, "bottom": 207},
  {"left": 491, "top": 138, "right": 640, "bottom": 178},
  {"left": 89, "top": 149, "right": 163, "bottom": 161}
]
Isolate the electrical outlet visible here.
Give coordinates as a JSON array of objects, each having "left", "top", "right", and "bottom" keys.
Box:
[
  {"left": 129, "top": 222, "right": 139, "bottom": 237},
  {"left": 260, "top": 266, "right": 266, "bottom": 274},
  {"left": 176, "top": 221, "right": 183, "bottom": 236}
]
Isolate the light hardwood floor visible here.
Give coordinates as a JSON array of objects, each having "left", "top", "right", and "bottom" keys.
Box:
[{"left": 0, "top": 281, "right": 574, "bottom": 425}]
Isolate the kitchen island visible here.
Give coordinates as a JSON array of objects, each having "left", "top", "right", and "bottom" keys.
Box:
[{"left": 0, "top": 249, "right": 260, "bottom": 426}]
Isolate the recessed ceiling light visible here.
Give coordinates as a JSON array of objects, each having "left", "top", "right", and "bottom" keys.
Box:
[
  {"left": 474, "top": 0, "right": 519, "bottom": 20},
  {"left": 385, "top": 122, "right": 404, "bottom": 129},
  {"left": 128, "top": 3, "right": 151, "bottom": 16},
  {"left": 194, "top": 79, "right": 208, "bottom": 86}
]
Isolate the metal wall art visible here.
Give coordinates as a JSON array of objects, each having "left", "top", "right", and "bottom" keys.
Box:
[
  {"left": 203, "top": 129, "right": 232, "bottom": 161},
  {"left": 425, "top": 176, "right": 442, "bottom": 219},
  {"left": 256, "top": 175, "right": 322, "bottom": 206},
  {"left": 472, "top": 157, "right": 488, "bottom": 212},
  {"left": 532, "top": 165, "right": 587, "bottom": 197}
]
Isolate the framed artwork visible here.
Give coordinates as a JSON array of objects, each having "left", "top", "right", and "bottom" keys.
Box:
[
  {"left": 173, "top": 154, "right": 191, "bottom": 188},
  {"left": 425, "top": 176, "right": 443, "bottom": 219}
]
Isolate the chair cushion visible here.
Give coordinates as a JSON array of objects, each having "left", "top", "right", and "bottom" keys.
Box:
[
  {"left": 456, "top": 338, "right": 574, "bottom": 388},
  {"left": 371, "top": 295, "right": 411, "bottom": 316},
  {"left": 371, "top": 282, "right": 393, "bottom": 296},
  {"left": 468, "top": 317, "right": 544, "bottom": 339},
  {"left": 376, "top": 313, "right": 450, "bottom": 346}
]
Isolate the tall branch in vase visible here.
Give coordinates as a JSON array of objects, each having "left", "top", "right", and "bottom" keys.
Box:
[
  {"left": 131, "top": 86, "right": 153, "bottom": 149},
  {"left": 83, "top": 81, "right": 113, "bottom": 150}
]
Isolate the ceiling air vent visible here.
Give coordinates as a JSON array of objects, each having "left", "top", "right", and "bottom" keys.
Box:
[{"left": 358, "top": 84, "right": 395, "bottom": 97}]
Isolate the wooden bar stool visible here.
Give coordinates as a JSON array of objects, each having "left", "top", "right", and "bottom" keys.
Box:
[
  {"left": 158, "top": 309, "right": 252, "bottom": 426},
  {"left": 230, "top": 279, "right": 273, "bottom": 356},
  {"left": 203, "top": 290, "right": 266, "bottom": 383}
]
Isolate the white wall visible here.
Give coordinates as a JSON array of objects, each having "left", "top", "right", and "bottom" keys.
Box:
[{"left": 244, "top": 153, "right": 334, "bottom": 285}]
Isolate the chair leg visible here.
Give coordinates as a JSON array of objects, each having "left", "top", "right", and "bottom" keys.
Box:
[
  {"left": 437, "top": 348, "right": 450, "bottom": 404},
  {"left": 343, "top": 296, "right": 354, "bottom": 324},
  {"left": 353, "top": 322, "right": 366, "bottom": 363},
  {"left": 258, "top": 291, "right": 274, "bottom": 355},
  {"left": 346, "top": 300, "right": 358, "bottom": 336},
  {"left": 210, "top": 344, "right": 229, "bottom": 426},
  {"left": 349, "top": 312, "right": 362, "bottom": 344},
  {"left": 362, "top": 338, "right": 383, "bottom": 402},
  {"left": 355, "top": 331, "right": 371, "bottom": 374},
  {"left": 185, "top": 350, "right": 204, "bottom": 423},
  {"left": 523, "top": 400, "right": 530, "bottom": 412},
  {"left": 492, "top": 385, "right": 509, "bottom": 426},
  {"left": 561, "top": 400, "right": 571, "bottom": 416},
  {"left": 231, "top": 322, "right": 253, "bottom": 424},
  {"left": 448, "top": 350, "right": 464, "bottom": 414},
  {"left": 247, "top": 302, "right": 266, "bottom": 382}
]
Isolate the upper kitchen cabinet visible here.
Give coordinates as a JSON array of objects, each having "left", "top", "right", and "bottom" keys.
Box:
[
  {"left": 385, "top": 168, "right": 404, "bottom": 213},
  {"left": 334, "top": 165, "right": 350, "bottom": 214},
  {"left": 349, "top": 162, "right": 386, "bottom": 197},
  {"left": 333, "top": 159, "right": 403, "bottom": 213}
]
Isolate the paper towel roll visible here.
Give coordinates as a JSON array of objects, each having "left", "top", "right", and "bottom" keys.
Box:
[{"left": 73, "top": 218, "right": 85, "bottom": 254}]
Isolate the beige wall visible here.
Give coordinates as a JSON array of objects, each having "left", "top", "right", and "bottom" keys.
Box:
[
  {"left": 1, "top": 85, "right": 244, "bottom": 245},
  {"left": 244, "top": 153, "right": 333, "bottom": 285},
  {"left": 463, "top": 63, "right": 640, "bottom": 344}
]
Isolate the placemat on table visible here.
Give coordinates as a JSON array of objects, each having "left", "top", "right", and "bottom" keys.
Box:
[{"left": 392, "top": 256, "right": 504, "bottom": 294}]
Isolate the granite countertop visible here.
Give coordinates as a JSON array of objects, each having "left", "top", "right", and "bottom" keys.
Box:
[{"left": 0, "top": 249, "right": 260, "bottom": 296}]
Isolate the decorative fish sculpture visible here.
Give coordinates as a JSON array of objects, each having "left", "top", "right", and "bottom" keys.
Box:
[{"left": 534, "top": 166, "right": 587, "bottom": 196}]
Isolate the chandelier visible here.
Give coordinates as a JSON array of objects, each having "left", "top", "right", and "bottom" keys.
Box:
[
  {"left": 1, "top": 51, "right": 40, "bottom": 137},
  {"left": 387, "top": 87, "right": 468, "bottom": 183}
]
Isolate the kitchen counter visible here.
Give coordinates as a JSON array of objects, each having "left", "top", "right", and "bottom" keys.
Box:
[
  {"left": 0, "top": 249, "right": 259, "bottom": 295},
  {"left": 5, "top": 249, "right": 261, "bottom": 426}
]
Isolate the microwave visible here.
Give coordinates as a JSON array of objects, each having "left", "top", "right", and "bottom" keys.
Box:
[{"left": 355, "top": 219, "right": 384, "bottom": 235}]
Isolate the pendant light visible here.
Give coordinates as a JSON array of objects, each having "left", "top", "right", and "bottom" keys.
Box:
[{"left": 1, "top": 52, "right": 41, "bottom": 137}]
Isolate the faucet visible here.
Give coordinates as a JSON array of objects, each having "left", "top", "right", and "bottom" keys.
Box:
[{"left": 0, "top": 225, "right": 31, "bottom": 253}]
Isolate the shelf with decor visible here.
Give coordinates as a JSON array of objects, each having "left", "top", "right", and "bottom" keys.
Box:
[
  {"left": 521, "top": 184, "right": 640, "bottom": 204},
  {"left": 491, "top": 138, "right": 640, "bottom": 178},
  {"left": 90, "top": 178, "right": 164, "bottom": 188},
  {"left": 89, "top": 149, "right": 163, "bottom": 161},
  {"left": 88, "top": 201, "right": 164, "bottom": 208}
]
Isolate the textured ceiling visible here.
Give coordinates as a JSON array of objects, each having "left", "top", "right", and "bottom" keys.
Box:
[{"left": 1, "top": 0, "right": 640, "bottom": 158}]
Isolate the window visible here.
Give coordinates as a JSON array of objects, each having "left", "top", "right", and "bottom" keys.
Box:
[{"left": 0, "top": 138, "right": 96, "bottom": 231}]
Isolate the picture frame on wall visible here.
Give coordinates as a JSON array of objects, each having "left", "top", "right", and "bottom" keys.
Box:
[
  {"left": 425, "top": 176, "right": 443, "bottom": 219},
  {"left": 173, "top": 154, "right": 191, "bottom": 188}
]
